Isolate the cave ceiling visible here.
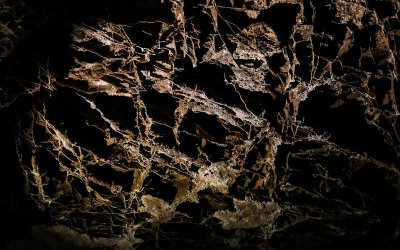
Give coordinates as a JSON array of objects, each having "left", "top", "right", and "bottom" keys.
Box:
[{"left": 1, "top": 0, "right": 400, "bottom": 249}]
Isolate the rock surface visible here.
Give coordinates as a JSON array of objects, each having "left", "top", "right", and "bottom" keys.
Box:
[{"left": 1, "top": 0, "right": 400, "bottom": 249}]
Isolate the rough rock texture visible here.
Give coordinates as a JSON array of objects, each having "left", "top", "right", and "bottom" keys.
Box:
[{"left": 1, "top": 0, "right": 400, "bottom": 249}]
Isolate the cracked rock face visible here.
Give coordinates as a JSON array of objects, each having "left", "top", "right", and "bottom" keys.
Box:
[{"left": 1, "top": 0, "right": 400, "bottom": 249}]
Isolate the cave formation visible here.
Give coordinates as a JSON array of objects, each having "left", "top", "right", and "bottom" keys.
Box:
[{"left": 1, "top": 0, "right": 400, "bottom": 249}]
